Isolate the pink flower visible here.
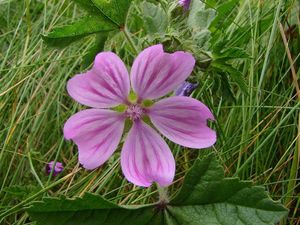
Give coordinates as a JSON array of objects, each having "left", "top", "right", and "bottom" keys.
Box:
[
  {"left": 178, "top": 0, "right": 191, "bottom": 10},
  {"left": 63, "top": 44, "right": 216, "bottom": 187},
  {"left": 46, "top": 161, "right": 63, "bottom": 176}
]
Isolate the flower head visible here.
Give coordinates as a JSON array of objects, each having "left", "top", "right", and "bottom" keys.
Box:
[
  {"left": 178, "top": 0, "right": 191, "bottom": 10},
  {"left": 64, "top": 44, "right": 216, "bottom": 187},
  {"left": 175, "top": 81, "right": 198, "bottom": 96},
  {"left": 46, "top": 161, "right": 63, "bottom": 176}
]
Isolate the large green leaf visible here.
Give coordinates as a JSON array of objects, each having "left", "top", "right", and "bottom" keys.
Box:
[
  {"left": 169, "top": 155, "right": 287, "bottom": 224},
  {"left": 42, "top": 16, "right": 115, "bottom": 47},
  {"left": 27, "top": 155, "right": 288, "bottom": 225},
  {"left": 43, "top": 0, "right": 132, "bottom": 48},
  {"left": 27, "top": 194, "right": 160, "bottom": 225}
]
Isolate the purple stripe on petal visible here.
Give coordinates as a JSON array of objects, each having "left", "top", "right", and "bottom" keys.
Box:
[
  {"left": 130, "top": 44, "right": 195, "bottom": 101},
  {"left": 63, "top": 109, "right": 125, "bottom": 170},
  {"left": 148, "top": 96, "right": 216, "bottom": 149},
  {"left": 67, "top": 52, "right": 130, "bottom": 108},
  {"left": 121, "top": 121, "right": 175, "bottom": 187}
]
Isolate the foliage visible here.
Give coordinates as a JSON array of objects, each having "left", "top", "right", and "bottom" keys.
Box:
[{"left": 28, "top": 155, "right": 287, "bottom": 225}]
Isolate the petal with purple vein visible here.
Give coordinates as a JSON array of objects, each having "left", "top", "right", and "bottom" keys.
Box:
[
  {"left": 148, "top": 96, "right": 216, "bottom": 149},
  {"left": 64, "top": 109, "right": 125, "bottom": 170},
  {"left": 121, "top": 121, "right": 175, "bottom": 187}
]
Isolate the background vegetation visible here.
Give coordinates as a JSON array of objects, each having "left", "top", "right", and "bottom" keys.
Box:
[{"left": 0, "top": 0, "right": 299, "bottom": 224}]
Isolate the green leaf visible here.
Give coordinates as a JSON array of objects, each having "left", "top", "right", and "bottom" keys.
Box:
[
  {"left": 91, "top": 0, "right": 132, "bottom": 27},
  {"left": 140, "top": 2, "right": 168, "bottom": 37},
  {"left": 220, "top": 73, "right": 236, "bottom": 103},
  {"left": 82, "top": 33, "right": 108, "bottom": 68},
  {"left": 42, "top": 16, "right": 115, "bottom": 47},
  {"left": 28, "top": 194, "right": 161, "bottom": 225},
  {"left": 194, "top": 29, "right": 211, "bottom": 49},
  {"left": 71, "top": 0, "right": 102, "bottom": 15},
  {"left": 4, "top": 185, "right": 40, "bottom": 200},
  {"left": 215, "top": 47, "right": 250, "bottom": 60},
  {"left": 43, "top": 0, "right": 132, "bottom": 48},
  {"left": 210, "top": 0, "right": 239, "bottom": 30},
  {"left": 188, "top": 0, "right": 216, "bottom": 31},
  {"left": 212, "top": 61, "right": 248, "bottom": 94},
  {"left": 169, "top": 155, "right": 288, "bottom": 224},
  {"left": 27, "top": 155, "right": 288, "bottom": 225}
]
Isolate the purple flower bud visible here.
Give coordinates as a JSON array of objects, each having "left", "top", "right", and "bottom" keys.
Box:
[
  {"left": 175, "top": 81, "right": 198, "bottom": 96},
  {"left": 178, "top": 0, "right": 191, "bottom": 10},
  {"left": 46, "top": 161, "right": 64, "bottom": 176}
]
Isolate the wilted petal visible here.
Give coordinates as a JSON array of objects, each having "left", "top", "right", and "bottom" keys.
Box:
[
  {"left": 64, "top": 109, "right": 125, "bottom": 170},
  {"left": 178, "top": 0, "right": 191, "bottom": 10},
  {"left": 46, "top": 161, "right": 64, "bottom": 176},
  {"left": 148, "top": 96, "right": 216, "bottom": 148},
  {"left": 121, "top": 121, "right": 175, "bottom": 187},
  {"left": 67, "top": 52, "right": 130, "bottom": 108},
  {"left": 130, "top": 44, "right": 195, "bottom": 101},
  {"left": 175, "top": 81, "right": 198, "bottom": 96}
]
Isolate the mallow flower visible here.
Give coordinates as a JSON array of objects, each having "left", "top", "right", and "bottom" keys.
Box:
[
  {"left": 46, "top": 161, "right": 64, "bottom": 176},
  {"left": 178, "top": 0, "right": 191, "bottom": 10},
  {"left": 63, "top": 44, "right": 216, "bottom": 187}
]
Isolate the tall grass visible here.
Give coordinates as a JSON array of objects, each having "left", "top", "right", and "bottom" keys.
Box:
[{"left": 0, "top": 0, "right": 299, "bottom": 224}]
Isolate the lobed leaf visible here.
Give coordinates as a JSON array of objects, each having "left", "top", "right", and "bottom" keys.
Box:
[
  {"left": 42, "top": 16, "right": 115, "bottom": 47},
  {"left": 27, "top": 155, "right": 288, "bottom": 225},
  {"left": 43, "top": 0, "right": 132, "bottom": 48},
  {"left": 91, "top": 0, "right": 132, "bottom": 27}
]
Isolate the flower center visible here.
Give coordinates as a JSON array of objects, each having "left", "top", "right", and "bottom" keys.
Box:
[{"left": 126, "top": 104, "right": 144, "bottom": 121}]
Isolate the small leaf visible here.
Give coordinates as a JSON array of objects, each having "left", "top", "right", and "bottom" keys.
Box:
[
  {"left": 212, "top": 61, "right": 248, "bottom": 94},
  {"left": 140, "top": 2, "right": 168, "bottom": 37},
  {"left": 210, "top": 0, "right": 239, "bottom": 30},
  {"left": 27, "top": 155, "right": 288, "bottom": 225},
  {"left": 4, "top": 185, "right": 40, "bottom": 200},
  {"left": 188, "top": 0, "right": 216, "bottom": 31},
  {"left": 42, "top": 16, "right": 115, "bottom": 47},
  {"left": 220, "top": 73, "right": 236, "bottom": 103},
  {"left": 215, "top": 47, "right": 250, "bottom": 60},
  {"left": 194, "top": 29, "right": 211, "bottom": 49},
  {"left": 82, "top": 33, "right": 108, "bottom": 68}
]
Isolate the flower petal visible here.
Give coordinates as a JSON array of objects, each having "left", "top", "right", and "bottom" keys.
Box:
[
  {"left": 64, "top": 109, "right": 125, "bottom": 170},
  {"left": 121, "top": 121, "right": 175, "bottom": 187},
  {"left": 67, "top": 52, "right": 130, "bottom": 108},
  {"left": 130, "top": 44, "right": 195, "bottom": 101},
  {"left": 148, "top": 96, "right": 216, "bottom": 148}
]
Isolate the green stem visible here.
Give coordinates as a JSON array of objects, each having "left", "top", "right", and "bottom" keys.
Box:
[
  {"left": 156, "top": 183, "right": 169, "bottom": 203},
  {"left": 123, "top": 27, "right": 139, "bottom": 55}
]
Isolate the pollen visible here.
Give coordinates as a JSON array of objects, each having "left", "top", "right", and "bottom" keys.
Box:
[{"left": 126, "top": 105, "right": 145, "bottom": 121}]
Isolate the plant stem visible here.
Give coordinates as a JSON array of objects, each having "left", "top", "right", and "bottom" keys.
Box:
[
  {"left": 156, "top": 184, "right": 169, "bottom": 204},
  {"left": 123, "top": 27, "right": 139, "bottom": 55}
]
